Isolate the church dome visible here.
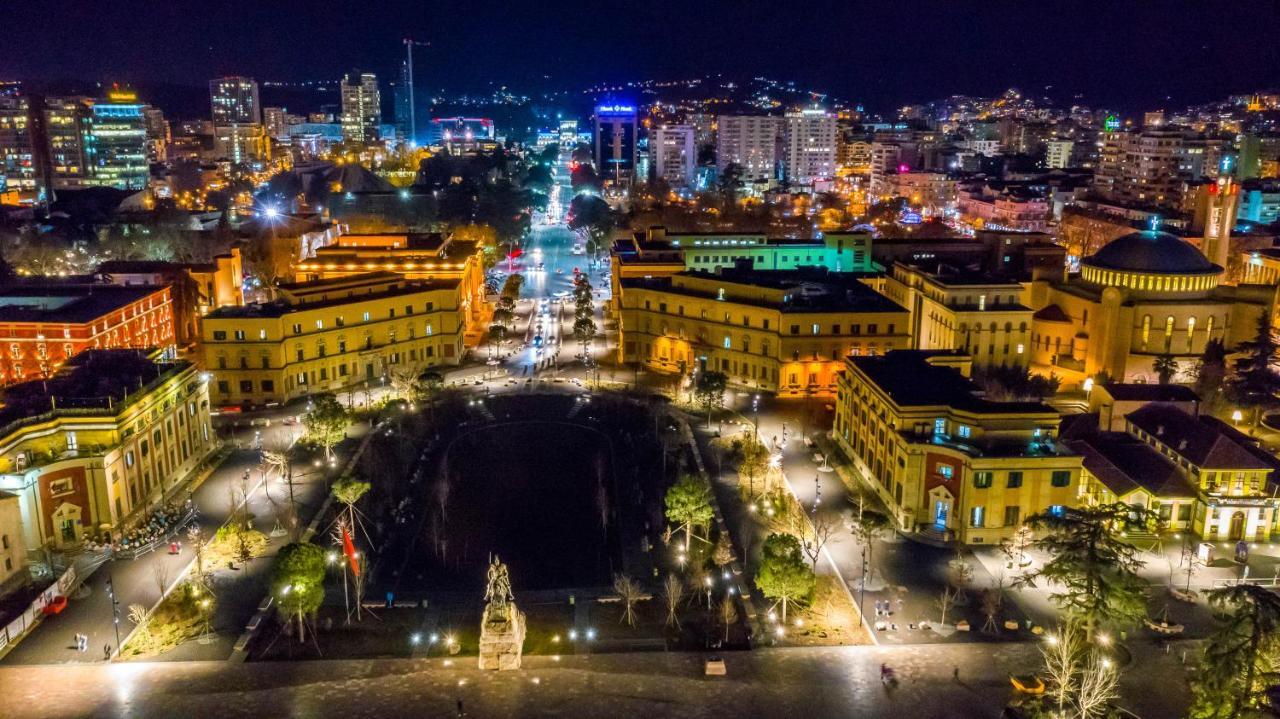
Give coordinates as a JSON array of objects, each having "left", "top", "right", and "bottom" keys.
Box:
[
  {"left": 1084, "top": 231, "right": 1216, "bottom": 274},
  {"left": 1078, "top": 231, "right": 1221, "bottom": 297}
]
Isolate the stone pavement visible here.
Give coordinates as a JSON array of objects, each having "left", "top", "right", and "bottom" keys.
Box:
[{"left": 0, "top": 642, "right": 1191, "bottom": 718}]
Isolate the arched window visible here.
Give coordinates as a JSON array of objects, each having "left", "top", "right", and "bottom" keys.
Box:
[
  {"left": 1141, "top": 315, "right": 1151, "bottom": 350},
  {"left": 1187, "top": 316, "right": 1196, "bottom": 349},
  {"left": 1205, "top": 315, "right": 1214, "bottom": 339},
  {"left": 1164, "top": 316, "right": 1174, "bottom": 351}
]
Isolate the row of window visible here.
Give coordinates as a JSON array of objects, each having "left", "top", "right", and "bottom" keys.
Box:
[{"left": 971, "top": 470, "right": 1071, "bottom": 489}]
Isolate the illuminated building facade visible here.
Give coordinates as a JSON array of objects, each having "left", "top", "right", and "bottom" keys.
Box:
[
  {"left": 84, "top": 91, "right": 148, "bottom": 190},
  {"left": 593, "top": 103, "right": 637, "bottom": 185},
  {"left": 0, "top": 351, "right": 213, "bottom": 551},
  {"left": 834, "top": 350, "right": 1082, "bottom": 543},
  {"left": 209, "top": 76, "right": 261, "bottom": 125},
  {"left": 781, "top": 107, "right": 836, "bottom": 185},
  {"left": 615, "top": 266, "right": 908, "bottom": 397},
  {"left": 200, "top": 272, "right": 466, "bottom": 407},
  {"left": 340, "top": 72, "right": 381, "bottom": 144},
  {"left": 0, "top": 284, "right": 174, "bottom": 384},
  {"left": 650, "top": 124, "right": 696, "bottom": 188},
  {"left": 716, "top": 115, "right": 779, "bottom": 182},
  {"left": 0, "top": 97, "right": 38, "bottom": 199}
]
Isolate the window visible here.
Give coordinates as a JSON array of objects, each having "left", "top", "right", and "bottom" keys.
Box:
[
  {"left": 217, "top": 381, "right": 229, "bottom": 395},
  {"left": 125, "top": 450, "right": 135, "bottom": 468},
  {"left": 938, "top": 463, "right": 954, "bottom": 479},
  {"left": 1051, "top": 471, "right": 1071, "bottom": 488},
  {"left": 363, "top": 311, "right": 371, "bottom": 322},
  {"left": 233, "top": 330, "right": 245, "bottom": 340},
  {"left": 1003, "top": 506, "right": 1021, "bottom": 526},
  {"left": 292, "top": 323, "right": 302, "bottom": 335},
  {"left": 933, "top": 418, "right": 946, "bottom": 436},
  {"left": 261, "top": 380, "right": 274, "bottom": 393},
  {"left": 970, "top": 506, "right": 985, "bottom": 528},
  {"left": 1006, "top": 471, "right": 1023, "bottom": 488},
  {"left": 315, "top": 319, "right": 324, "bottom": 330},
  {"left": 790, "top": 325, "right": 800, "bottom": 335},
  {"left": 212, "top": 330, "right": 227, "bottom": 341},
  {"left": 1049, "top": 504, "right": 1065, "bottom": 517},
  {"left": 239, "top": 380, "right": 252, "bottom": 393},
  {"left": 723, "top": 336, "right": 731, "bottom": 349},
  {"left": 425, "top": 323, "right": 433, "bottom": 336},
  {"left": 259, "top": 329, "right": 267, "bottom": 340},
  {"left": 974, "top": 471, "right": 993, "bottom": 488},
  {"left": 811, "top": 323, "right": 820, "bottom": 335},
  {"left": 957, "top": 425, "right": 971, "bottom": 438}
]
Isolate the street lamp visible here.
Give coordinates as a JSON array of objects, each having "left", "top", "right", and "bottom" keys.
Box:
[
  {"left": 1232, "top": 409, "right": 1244, "bottom": 426},
  {"left": 752, "top": 394, "right": 761, "bottom": 441}
]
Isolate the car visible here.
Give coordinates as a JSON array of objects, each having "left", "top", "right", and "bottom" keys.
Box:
[
  {"left": 536, "top": 263, "right": 545, "bottom": 271},
  {"left": 41, "top": 595, "right": 68, "bottom": 615},
  {"left": 283, "top": 416, "right": 299, "bottom": 426}
]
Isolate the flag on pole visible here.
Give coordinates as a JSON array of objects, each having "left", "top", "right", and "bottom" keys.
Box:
[{"left": 342, "top": 524, "right": 361, "bottom": 577}]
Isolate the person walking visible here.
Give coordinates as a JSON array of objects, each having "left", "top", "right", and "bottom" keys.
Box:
[{"left": 103, "top": 644, "right": 112, "bottom": 660}]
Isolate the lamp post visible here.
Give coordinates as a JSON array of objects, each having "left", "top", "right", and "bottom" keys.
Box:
[
  {"left": 106, "top": 572, "right": 121, "bottom": 659},
  {"left": 752, "top": 394, "right": 761, "bottom": 441}
]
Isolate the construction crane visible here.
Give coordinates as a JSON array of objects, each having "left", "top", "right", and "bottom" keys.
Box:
[{"left": 403, "top": 38, "right": 430, "bottom": 143}]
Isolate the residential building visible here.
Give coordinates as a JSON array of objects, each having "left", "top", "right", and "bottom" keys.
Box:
[
  {"left": 40, "top": 97, "right": 91, "bottom": 190},
  {"left": 1238, "top": 178, "right": 1280, "bottom": 225},
  {"left": 650, "top": 125, "right": 696, "bottom": 188},
  {"left": 141, "top": 106, "right": 169, "bottom": 163},
  {"left": 716, "top": 115, "right": 779, "bottom": 181},
  {"left": 881, "top": 171, "right": 957, "bottom": 215},
  {"left": 1093, "top": 128, "right": 1218, "bottom": 209},
  {"left": 0, "top": 284, "right": 174, "bottom": 384},
  {"left": 340, "top": 72, "right": 381, "bottom": 144},
  {"left": 84, "top": 90, "right": 148, "bottom": 190},
  {"left": 833, "top": 350, "right": 1082, "bottom": 544},
  {"left": 957, "top": 182, "right": 1050, "bottom": 232},
  {"left": 1045, "top": 139, "right": 1074, "bottom": 169},
  {"left": 97, "top": 248, "right": 244, "bottom": 346},
  {"left": 263, "top": 107, "right": 289, "bottom": 140},
  {"left": 0, "top": 97, "right": 38, "bottom": 201},
  {"left": 212, "top": 122, "right": 267, "bottom": 163},
  {"left": 209, "top": 77, "right": 260, "bottom": 125},
  {"left": 781, "top": 108, "right": 836, "bottom": 185},
  {"left": 1087, "top": 382, "right": 1200, "bottom": 431},
  {"left": 594, "top": 103, "right": 638, "bottom": 186},
  {"left": 200, "top": 272, "right": 466, "bottom": 407},
  {"left": 615, "top": 265, "right": 909, "bottom": 397},
  {"left": 0, "top": 350, "right": 214, "bottom": 551}
]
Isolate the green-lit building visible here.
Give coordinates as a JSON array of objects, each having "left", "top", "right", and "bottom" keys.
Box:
[{"left": 617, "top": 226, "right": 876, "bottom": 274}]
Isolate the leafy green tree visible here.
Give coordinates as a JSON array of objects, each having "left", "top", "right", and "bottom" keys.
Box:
[
  {"left": 304, "top": 392, "right": 349, "bottom": 459},
  {"left": 1226, "top": 313, "right": 1280, "bottom": 427},
  {"left": 664, "top": 475, "right": 714, "bottom": 551},
  {"left": 718, "top": 162, "right": 744, "bottom": 208},
  {"left": 1015, "top": 503, "right": 1154, "bottom": 642},
  {"left": 573, "top": 316, "right": 596, "bottom": 359},
  {"left": 694, "top": 371, "right": 728, "bottom": 427},
  {"left": 755, "top": 533, "right": 815, "bottom": 623},
  {"left": 270, "top": 542, "right": 326, "bottom": 642},
  {"left": 1188, "top": 584, "right": 1280, "bottom": 719},
  {"left": 568, "top": 194, "right": 614, "bottom": 258},
  {"left": 1152, "top": 353, "right": 1178, "bottom": 384}
]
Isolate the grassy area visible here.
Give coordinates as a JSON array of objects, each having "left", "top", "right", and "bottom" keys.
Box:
[
  {"left": 206, "top": 527, "right": 268, "bottom": 568},
  {"left": 121, "top": 582, "right": 212, "bottom": 658}
]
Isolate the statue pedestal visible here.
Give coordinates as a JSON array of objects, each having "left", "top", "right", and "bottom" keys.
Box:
[{"left": 478, "top": 602, "right": 526, "bottom": 670}]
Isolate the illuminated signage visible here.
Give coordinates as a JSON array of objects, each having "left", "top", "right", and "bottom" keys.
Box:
[
  {"left": 596, "top": 105, "right": 636, "bottom": 114},
  {"left": 1103, "top": 115, "right": 1121, "bottom": 132},
  {"left": 900, "top": 211, "right": 922, "bottom": 225}
]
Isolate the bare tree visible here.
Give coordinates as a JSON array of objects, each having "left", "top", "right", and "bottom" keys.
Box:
[
  {"left": 662, "top": 574, "right": 685, "bottom": 629},
  {"left": 152, "top": 557, "right": 170, "bottom": 601},
  {"left": 1073, "top": 654, "right": 1120, "bottom": 718},
  {"left": 946, "top": 552, "right": 974, "bottom": 604},
  {"left": 613, "top": 574, "right": 642, "bottom": 627},
  {"left": 1042, "top": 622, "right": 1085, "bottom": 714},
  {"left": 187, "top": 525, "right": 209, "bottom": 590},
  {"left": 719, "top": 596, "right": 739, "bottom": 643},
  {"left": 796, "top": 510, "right": 839, "bottom": 573},
  {"left": 712, "top": 534, "right": 734, "bottom": 568},
  {"left": 936, "top": 585, "right": 958, "bottom": 626},
  {"left": 980, "top": 588, "right": 1003, "bottom": 634}
]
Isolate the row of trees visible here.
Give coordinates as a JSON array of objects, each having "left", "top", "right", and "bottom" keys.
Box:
[{"left": 572, "top": 273, "right": 597, "bottom": 359}]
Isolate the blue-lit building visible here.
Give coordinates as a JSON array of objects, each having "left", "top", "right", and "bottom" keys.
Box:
[
  {"left": 593, "top": 103, "right": 637, "bottom": 186},
  {"left": 85, "top": 91, "right": 149, "bottom": 190}
]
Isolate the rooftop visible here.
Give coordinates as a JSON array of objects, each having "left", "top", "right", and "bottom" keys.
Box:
[
  {"left": 1065, "top": 431, "right": 1196, "bottom": 499},
  {"left": 1100, "top": 383, "right": 1200, "bottom": 403},
  {"left": 850, "top": 350, "right": 1054, "bottom": 415},
  {"left": 0, "top": 284, "right": 165, "bottom": 324},
  {"left": 1126, "top": 404, "right": 1271, "bottom": 471},
  {"left": 622, "top": 268, "right": 903, "bottom": 314},
  {"left": 1083, "top": 231, "right": 1219, "bottom": 275},
  {"left": 206, "top": 273, "right": 460, "bottom": 319}
]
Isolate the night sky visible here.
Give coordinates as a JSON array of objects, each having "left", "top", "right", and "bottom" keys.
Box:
[{"left": 7, "top": 0, "right": 1280, "bottom": 112}]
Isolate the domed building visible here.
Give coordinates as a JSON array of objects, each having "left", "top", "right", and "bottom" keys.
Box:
[{"left": 1028, "top": 230, "right": 1276, "bottom": 387}]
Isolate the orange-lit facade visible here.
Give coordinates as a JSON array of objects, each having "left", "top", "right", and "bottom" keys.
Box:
[
  {"left": 616, "top": 268, "right": 909, "bottom": 397},
  {"left": 0, "top": 285, "right": 174, "bottom": 384},
  {"left": 296, "top": 233, "right": 488, "bottom": 343}
]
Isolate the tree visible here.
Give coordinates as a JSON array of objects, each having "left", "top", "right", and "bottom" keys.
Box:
[
  {"left": 573, "top": 316, "right": 596, "bottom": 359},
  {"left": 303, "top": 393, "right": 349, "bottom": 459},
  {"left": 1042, "top": 622, "right": 1087, "bottom": 715},
  {"left": 694, "top": 371, "right": 728, "bottom": 427},
  {"left": 662, "top": 573, "right": 685, "bottom": 629},
  {"left": 754, "top": 533, "right": 815, "bottom": 623},
  {"left": 718, "top": 162, "right": 744, "bottom": 208},
  {"left": 1193, "top": 339, "right": 1228, "bottom": 413},
  {"left": 719, "top": 596, "right": 739, "bottom": 643},
  {"left": 1152, "top": 353, "right": 1178, "bottom": 384},
  {"left": 999, "top": 523, "right": 1035, "bottom": 569},
  {"left": 1015, "top": 503, "right": 1154, "bottom": 642},
  {"left": 1226, "top": 313, "right": 1280, "bottom": 427},
  {"left": 567, "top": 194, "right": 614, "bottom": 258},
  {"left": 849, "top": 509, "right": 890, "bottom": 590},
  {"left": 270, "top": 542, "right": 326, "bottom": 643},
  {"left": 936, "top": 585, "right": 958, "bottom": 626},
  {"left": 712, "top": 534, "right": 734, "bottom": 568},
  {"left": 664, "top": 475, "right": 714, "bottom": 551},
  {"left": 242, "top": 232, "right": 299, "bottom": 300},
  {"left": 331, "top": 478, "right": 370, "bottom": 530},
  {"left": 613, "top": 574, "right": 642, "bottom": 627},
  {"left": 795, "top": 509, "right": 839, "bottom": 574},
  {"left": 736, "top": 437, "right": 770, "bottom": 495},
  {"left": 1188, "top": 584, "right": 1280, "bottom": 719}
]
